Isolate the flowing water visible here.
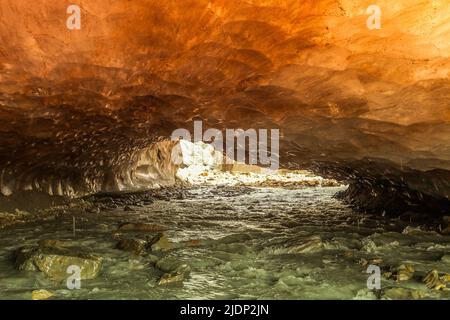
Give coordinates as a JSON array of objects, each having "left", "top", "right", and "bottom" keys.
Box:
[{"left": 0, "top": 185, "right": 449, "bottom": 300}]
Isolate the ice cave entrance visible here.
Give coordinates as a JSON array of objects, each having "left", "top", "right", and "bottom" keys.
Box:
[{"left": 172, "top": 140, "right": 342, "bottom": 188}]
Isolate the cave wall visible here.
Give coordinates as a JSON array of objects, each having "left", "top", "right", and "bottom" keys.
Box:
[{"left": 0, "top": 0, "right": 449, "bottom": 213}]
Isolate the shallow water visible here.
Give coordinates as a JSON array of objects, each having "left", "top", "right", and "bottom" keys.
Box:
[{"left": 0, "top": 186, "right": 449, "bottom": 300}]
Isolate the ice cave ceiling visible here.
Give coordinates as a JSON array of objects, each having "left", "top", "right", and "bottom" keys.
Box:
[{"left": 0, "top": 0, "right": 449, "bottom": 214}]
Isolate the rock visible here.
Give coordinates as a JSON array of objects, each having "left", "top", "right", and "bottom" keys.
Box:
[
  {"left": 392, "top": 264, "right": 415, "bottom": 282},
  {"left": 441, "top": 254, "right": 450, "bottom": 263},
  {"left": 123, "top": 206, "right": 134, "bottom": 212},
  {"left": 358, "top": 258, "right": 368, "bottom": 267},
  {"left": 157, "top": 271, "right": 186, "bottom": 286},
  {"left": 98, "top": 223, "right": 109, "bottom": 230},
  {"left": 320, "top": 179, "right": 341, "bottom": 187},
  {"left": 402, "top": 226, "right": 422, "bottom": 235},
  {"left": 359, "top": 217, "right": 380, "bottom": 228},
  {"left": 370, "top": 258, "right": 383, "bottom": 265},
  {"left": 423, "top": 270, "right": 450, "bottom": 290},
  {"left": 149, "top": 233, "right": 175, "bottom": 252},
  {"left": 342, "top": 251, "right": 354, "bottom": 258},
  {"left": 440, "top": 226, "right": 450, "bottom": 235},
  {"left": 287, "top": 236, "right": 324, "bottom": 253},
  {"left": 14, "top": 246, "right": 102, "bottom": 281},
  {"left": 382, "top": 287, "right": 426, "bottom": 300},
  {"left": 31, "top": 289, "right": 54, "bottom": 300},
  {"left": 155, "top": 258, "right": 191, "bottom": 286},
  {"left": 361, "top": 238, "right": 378, "bottom": 253},
  {"left": 359, "top": 257, "right": 383, "bottom": 267},
  {"left": 116, "top": 238, "right": 147, "bottom": 255},
  {"left": 118, "top": 222, "right": 166, "bottom": 232},
  {"left": 403, "top": 226, "right": 439, "bottom": 236},
  {"left": 37, "top": 239, "right": 68, "bottom": 248}
]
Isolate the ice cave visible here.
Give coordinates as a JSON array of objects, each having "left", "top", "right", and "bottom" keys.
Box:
[{"left": 0, "top": 0, "right": 449, "bottom": 300}]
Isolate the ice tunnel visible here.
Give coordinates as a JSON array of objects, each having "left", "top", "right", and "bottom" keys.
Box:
[
  {"left": 1, "top": 0, "right": 450, "bottom": 302},
  {"left": 1, "top": 0, "right": 449, "bottom": 216}
]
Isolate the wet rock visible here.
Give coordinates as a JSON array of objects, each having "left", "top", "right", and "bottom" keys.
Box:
[
  {"left": 149, "top": 233, "right": 175, "bottom": 252},
  {"left": 361, "top": 238, "right": 378, "bottom": 253},
  {"left": 402, "top": 226, "right": 422, "bottom": 235},
  {"left": 392, "top": 264, "right": 415, "bottom": 282},
  {"left": 370, "top": 258, "right": 383, "bottom": 265},
  {"left": 37, "top": 239, "right": 68, "bottom": 248},
  {"left": 14, "top": 246, "right": 102, "bottom": 281},
  {"left": 155, "top": 258, "right": 191, "bottom": 286},
  {"left": 287, "top": 236, "right": 324, "bottom": 254},
  {"left": 358, "top": 217, "right": 380, "bottom": 228},
  {"left": 157, "top": 271, "right": 187, "bottom": 286},
  {"left": 402, "top": 226, "right": 439, "bottom": 236},
  {"left": 320, "top": 179, "right": 341, "bottom": 187},
  {"left": 118, "top": 222, "right": 166, "bottom": 232},
  {"left": 342, "top": 251, "right": 355, "bottom": 259},
  {"left": 116, "top": 238, "right": 147, "bottom": 255},
  {"left": 85, "top": 207, "right": 100, "bottom": 214},
  {"left": 98, "top": 223, "right": 109, "bottom": 230},
  {"left": 358, "top": 257, "right": 383, "bottom": 267},
  {"left": 382, "top": 287, "right": 426, "bottom": 300},
  {"left": 423, "top": 270, "right": 450, "bottom": 290},
  {"left": 31, "top": 289, "right": 54, "bottom": 300}
]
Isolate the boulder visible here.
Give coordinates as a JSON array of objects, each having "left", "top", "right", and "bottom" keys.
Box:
[
  {"left": 155, "top": 258, "right": 191, "bottom": 286},
  {"left": 14, "top": 246, "right": 102, "bottom": 281},
  {"left": 115, "top": 238, "right": 147, "bottom": 255},
  {"left": 423, "top": 270, "right": 450, "bottom": 290},
  {"left": 392, "top": 264, "right": 415, "bottom": 282},
  {"left": 149, "top": 233, "right": 175, "bottom": 252}
]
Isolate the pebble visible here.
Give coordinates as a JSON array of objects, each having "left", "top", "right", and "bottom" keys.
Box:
[{"left": 31, "top": 289, "right": 54, "bottom": 300}]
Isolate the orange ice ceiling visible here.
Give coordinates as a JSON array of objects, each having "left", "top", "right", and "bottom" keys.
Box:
[{"left": 0, "top": 0, "right": 449, "bottom": 202}]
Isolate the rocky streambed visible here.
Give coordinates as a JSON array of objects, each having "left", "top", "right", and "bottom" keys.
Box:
[{"left": 0, "top": 185, "right": 449, "bottom": 300}]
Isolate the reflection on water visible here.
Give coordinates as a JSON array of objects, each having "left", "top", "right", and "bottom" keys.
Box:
[{"left": 0, "top": 186, "right": 449, "bottom": 300}]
